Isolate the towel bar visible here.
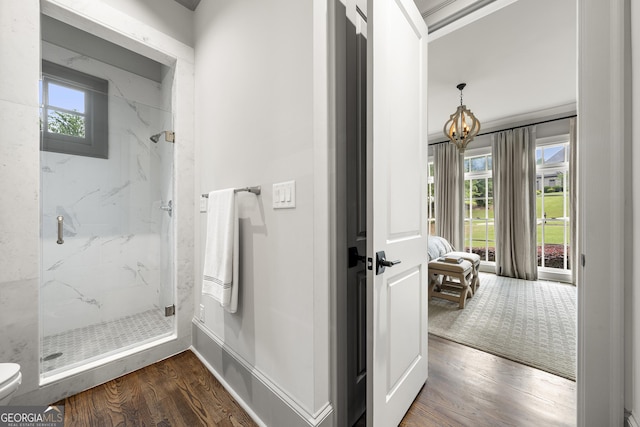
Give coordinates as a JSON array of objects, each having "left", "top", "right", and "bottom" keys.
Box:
[{"left": 202, "top": 186, "right": 261, "bottom": 197}]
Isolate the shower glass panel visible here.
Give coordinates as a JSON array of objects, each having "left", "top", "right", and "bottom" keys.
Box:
[{"left": 39, "top": 43, "right": 175, "bottom": 378}]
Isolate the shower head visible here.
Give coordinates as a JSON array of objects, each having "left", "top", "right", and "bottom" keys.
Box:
[{"left": 149, "top": 131, "right": 175, "bottom": 143}]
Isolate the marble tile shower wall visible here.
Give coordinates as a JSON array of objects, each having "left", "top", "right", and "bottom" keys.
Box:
[{"left": 40, "top": 42, "right": 173, "bottom": 336}]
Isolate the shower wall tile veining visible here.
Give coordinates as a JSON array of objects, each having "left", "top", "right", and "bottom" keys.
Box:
[{"left": 40, "top": 37, "right": 174, "bottom": 374}]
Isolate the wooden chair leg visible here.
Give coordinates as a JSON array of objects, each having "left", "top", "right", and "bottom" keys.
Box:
[{"left": 432, "top": 272, "right": 471, "bottom": 309}]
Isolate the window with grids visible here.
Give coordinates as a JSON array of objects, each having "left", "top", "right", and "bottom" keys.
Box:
[
  {"left": 463, "top": 151, "right": 494, "bottom": 261},
  {"left": 427, "top": 161, "right": 435, "bottom": 235},
  {"left": 536, "top": 139, "right": 571, "bottom": 270},
  {"left": 41, "top": 60, "right": 108, "bottom": 159},
  {"left": 430, "top": 136, "right": 571, "bottom": 271}
]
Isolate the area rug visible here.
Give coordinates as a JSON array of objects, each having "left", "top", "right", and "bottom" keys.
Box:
[{"left": 428, "top": 272, "right": 576, "bottom": 380}]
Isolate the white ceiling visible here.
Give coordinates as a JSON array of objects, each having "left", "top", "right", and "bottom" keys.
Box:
[{"left": 424, "top": 0, "right": 577, "bottom": 140}]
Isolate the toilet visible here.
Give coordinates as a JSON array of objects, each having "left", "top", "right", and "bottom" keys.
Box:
[{"left": 0, "top": 363, "right": 21, "bottom": 405}]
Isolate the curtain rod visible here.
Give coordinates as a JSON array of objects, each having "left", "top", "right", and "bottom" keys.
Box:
[{"left": 428, "top": 114, "right": 577, "bottom": 146}]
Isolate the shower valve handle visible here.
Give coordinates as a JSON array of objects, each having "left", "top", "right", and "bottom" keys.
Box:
[{"left": 57, "top": 216, "right": 64, "bottom": 244}]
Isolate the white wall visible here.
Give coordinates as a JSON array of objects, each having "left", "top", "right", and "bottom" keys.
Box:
[
  {"left": 1, "top": 0, "right": 196, "bottom": 405},
  {"left": 0, "top": 0, "right": 42, "bottom": 403},
  {"left": 193, "top": 0, "right": 331, "bottom": 420},
  {"left": 578, "top": 0, "right": 627, "bottom": 425}
]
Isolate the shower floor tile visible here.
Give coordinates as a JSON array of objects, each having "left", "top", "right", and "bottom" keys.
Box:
[{"left": 42, "top": 309, "right": 173, "bottom": 373}]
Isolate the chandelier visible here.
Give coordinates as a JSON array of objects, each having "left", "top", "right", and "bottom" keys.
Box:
[{"left": 443, "top": 83, "right": 480, "bottom": 154}]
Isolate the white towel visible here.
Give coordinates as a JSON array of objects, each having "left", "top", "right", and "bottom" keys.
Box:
[{"left": 202, "top": 189, "right": 239, "bottom": 313}]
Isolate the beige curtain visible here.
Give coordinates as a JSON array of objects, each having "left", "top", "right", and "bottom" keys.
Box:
[
  {"left": 569, "top": 117, "right": 577, "bottom": 284},
  {"left": 492, "top": 126, "right": 538, "bottom": 280},
  {"left": 434, "top": 143, "right": 463, "bottom": 250}
]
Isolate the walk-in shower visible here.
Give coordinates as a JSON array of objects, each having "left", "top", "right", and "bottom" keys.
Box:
[{"left": 39, "top": 16, "right": 176, "bottom": 379}]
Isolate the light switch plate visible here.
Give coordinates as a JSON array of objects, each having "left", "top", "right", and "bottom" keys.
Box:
[
  {"left": 273, "top": 181, "right": 296, "bottom": 209},
  {"left": 200, "top": 196, "right": 208, "bottom": 213},
  {"left": 199, "top": 304, "right": 205, "bottom": 322}
]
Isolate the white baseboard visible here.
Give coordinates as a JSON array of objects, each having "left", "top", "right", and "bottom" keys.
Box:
[{"left": 191, "top": 321, "right": 334, "bottom": 427}]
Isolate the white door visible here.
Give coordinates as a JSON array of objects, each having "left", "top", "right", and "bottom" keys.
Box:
[{"left": 366, "top": 0, "right": 429, "bottom": 425}]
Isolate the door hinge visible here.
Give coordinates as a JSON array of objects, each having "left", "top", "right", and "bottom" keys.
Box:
[
  {"left": 165, "top": 304, "right": 175, "bottom": 317},
  {"left": 581, "top": 254, "right": 586, "bottom": 267}
]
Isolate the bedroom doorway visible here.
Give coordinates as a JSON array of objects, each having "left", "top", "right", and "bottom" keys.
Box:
[
  {"left": 331, "top": 0, "right": 627, "bottom": 424},
  {"left": 424, "top": 0, "right": 578, "bottom": 422},
  {"left": 422, "top": 0, "right": 631, "bottom": 423}
]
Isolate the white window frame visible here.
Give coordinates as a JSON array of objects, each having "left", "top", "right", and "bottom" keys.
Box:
[
  {"left": 429, "top": 136, "right": 572, "bottom": 281},
  {"left": 462, "top": 146, "right": 493, "bottom": 262},
  {"left": 535, "top": 134, "right": 571, "bottom": 280},
  {"left": 427, "top": 160, "right": 435, "bottom": 235}
]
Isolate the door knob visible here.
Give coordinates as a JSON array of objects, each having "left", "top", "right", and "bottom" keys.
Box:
[{"left": 375, "top": 251, "right": 401, "bottom": 275}]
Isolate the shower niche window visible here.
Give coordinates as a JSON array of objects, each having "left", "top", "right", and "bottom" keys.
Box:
[
  {"left": 39, "top": 15, "right": 176, "bottom": 379},
  {"left": 41, "top": 60, "right": 108, "bottom": 159}
]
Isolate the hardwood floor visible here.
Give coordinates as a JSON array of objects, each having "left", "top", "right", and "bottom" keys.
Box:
[
  {"left": 56, "top": 337, "right": 575, "bottom": 426},
  {"left": 56, "top": 351, "right": 256, "bottom": 427},
  {"left": 400, "top": 335, "right": 576, "bottom": 427}
]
